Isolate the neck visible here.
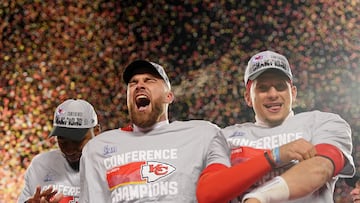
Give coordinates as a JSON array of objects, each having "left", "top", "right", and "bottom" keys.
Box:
[
  {"left": 255, "top": 110, "right": 294, "bottom": 127},
  {"left": 133, "top": 120, "right": 169, "bottom": 133}
]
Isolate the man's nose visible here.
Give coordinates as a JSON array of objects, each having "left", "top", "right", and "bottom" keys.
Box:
[
  {"left": 267, "top": 86, "right": 279, "bottom": 97},
  {"left": 135, "top": 80, "right": 146, "bottom": 89}
]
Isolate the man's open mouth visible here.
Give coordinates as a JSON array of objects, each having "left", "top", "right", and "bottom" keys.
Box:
[
  {"left": 264, "top": 103, "right": 282, "bottom": 108},
  {"left": 136, "top": 95, "right": 150, "bottom": 110}
]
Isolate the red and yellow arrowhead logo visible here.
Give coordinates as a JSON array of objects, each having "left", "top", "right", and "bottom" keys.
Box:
[{"left": 106, "top": 161, "right": 176, "bottom": 190}]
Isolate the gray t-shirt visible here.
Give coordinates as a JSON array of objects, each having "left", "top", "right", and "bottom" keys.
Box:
[
  {"left": 18, "top": 150, "right": 80, "bottom": 203},
  {"left": 79, "top": 120, "right": 230, "bottom": 203},
  {"left": 222, "top": 110, "right": 354, "bottom": 203}
]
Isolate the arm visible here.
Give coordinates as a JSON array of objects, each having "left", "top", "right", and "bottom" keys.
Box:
[
  {"left": 243, "top": 144, "right": 344, "bottom": 203},
  {"left": 284, "top": 156, "right": 334, "bottom": 198},
  {"left": 79, "top": 142, "right": 112, "bottom": 203},
  {"left": 285, "top": 143, "right": 344, "bottom": 199},
  {"left": 196, "top": 137, "right": 320, "bottom": 203},
  {"left": 18, "top": 160, "right": 63, "bottom": 203},
  {"left": 196, "top": 151, "right": 274, "bottom": 203},
  {"left": 244, "top": 112, "right": 352, "bottom": 203}
]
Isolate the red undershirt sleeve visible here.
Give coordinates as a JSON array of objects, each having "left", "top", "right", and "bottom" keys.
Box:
[
  {"left": 196, "top": 153, "right": 273, "bottom": 203},
  {"left": 315, "top": 143, "right": 345, "bottom": 176}
]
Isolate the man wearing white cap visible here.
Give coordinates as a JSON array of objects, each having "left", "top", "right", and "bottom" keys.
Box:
[
  {"left": 222, "top": 50, "right": 355, "bottom": 203},
  {"left": 18, "top": 99, "right": 101, "bottom": 203}
]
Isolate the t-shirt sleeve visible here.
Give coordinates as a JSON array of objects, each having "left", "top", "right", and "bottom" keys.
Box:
[
  {"left": 79, "top": 142, "right": 111, "bottom": 203},
  {"left": 205, "top": 129, "right": 231, "bottom": 168},
  {"left": 17, "top": 165, "right": 35, "bottom": 203},
  {"left": 311, "top": 111, "right": 354, "bottom": 177}
]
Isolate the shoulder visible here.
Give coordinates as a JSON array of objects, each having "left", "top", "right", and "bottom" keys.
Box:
[
  {"left": 295, "top": 110, "right": 348, "bottom": 122},
  {"left": 222, "top": 122, "right": 255, "bottom": 131},
  {"left": 171, "top": 120, "right": 220, "bottom": 130},
  {"left": 85, "top": 128, "right": 124, "bottom": 146},
  {"left": 31, "top": 149, "right": 62, "bottom": 162},
  {"left": 26, "top": 149, "right": 63, "bottom": 170},
  {"left": 293, "top": 111, "right": 350, "bottom": 132},
  {"left": 94, "top": 128, "right": 125, "bottom": 138}
]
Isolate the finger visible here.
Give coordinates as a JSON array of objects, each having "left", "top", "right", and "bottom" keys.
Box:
[
  {"left": 34, "top": 186, "right": 42, "bottom": 199},
  {"left": 304, "top": 147, "right": 318, "bottom": 159},
  {"left": 41, "top": 187, "right": 56, "bottom": 196},
  {"left": 41, "top": 187, "right": 54, "bottom": 196},
  {"left": 45, "top": 191, "right": 58, "bottom": 201},
  {"left": 40, "top": 196, "right": 49, "bottom": 203},
  {"left": 303, "top": 152, "right": 312, "bottom": 160},
  {"left": 311, "top": 148, "right": 318, "bottom": 157},
  {"left": 50, "top": 193, "right": 64, "bottom": 203},
  {"left": 40, "top": 187, "right": 58, "bottom": 201},
  {"left": 292, "top": 152, "right": 305, "bottom": 162}
]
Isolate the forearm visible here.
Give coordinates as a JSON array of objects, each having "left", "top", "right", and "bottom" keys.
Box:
[
  {"left": 243, "top": 156, "right": 334, "bottom": 203},
  {"left": 197, "top": 153, "right": 273, "bottom": 203},
  {"left": 282, "top": 156, "right": 333, "bottom": 199}
]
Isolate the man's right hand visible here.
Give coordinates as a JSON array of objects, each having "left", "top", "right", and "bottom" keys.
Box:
[{"left": 26, "top": 186, "right": 64, "bottom": 203}]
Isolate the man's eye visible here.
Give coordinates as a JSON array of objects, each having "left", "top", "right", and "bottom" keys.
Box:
[
  {"left": 145, "top": 78, "right": 156, "bottom": 83},
  {"left": 128, "top": 81, "right": 137, "bottom": 87},
  {"left": 258, "top": 86, "right": 269, "bottom": 92},
  {"left": 275, "top": 84, "right": 288, "bottom": 91}
]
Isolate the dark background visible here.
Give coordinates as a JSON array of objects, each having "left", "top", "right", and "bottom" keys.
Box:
[{"left": 1, "top": 1, "right": 359, "bottom": 202}]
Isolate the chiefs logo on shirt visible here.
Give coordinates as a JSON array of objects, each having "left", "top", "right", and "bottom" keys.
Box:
[{"left": 106, "top": 161, "right": 176, "bottom": 190}]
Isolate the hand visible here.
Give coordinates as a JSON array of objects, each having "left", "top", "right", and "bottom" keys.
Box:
[
  {"left": 26, "top": 186, "right": 64, "bottom": 203},
  {"left": 278, "top": 138, "right": 317, "bottom": 163},
  {"left": 244, "top": 198, "right": 261, "bottom": 203}
]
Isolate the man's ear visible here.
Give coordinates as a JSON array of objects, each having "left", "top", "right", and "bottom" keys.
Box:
[
  {"left": 244, "top": 90, "right": 253, "bottom": 107},
  {"left": 166, "top": 91, "right": 175, "bottom": 104},
  {"left": 291, "top": 85, "right": 297, "bottom": 102},
  {"left": 94, "top": 124, "right": 102, "bottom": 136}
]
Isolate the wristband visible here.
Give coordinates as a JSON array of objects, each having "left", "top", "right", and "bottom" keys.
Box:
[
  {"left": 242, "top": 176, "right": 290, "bottom": 203},
  {"left": 271, "top": 147, "right": 281, "bottom": 165}
]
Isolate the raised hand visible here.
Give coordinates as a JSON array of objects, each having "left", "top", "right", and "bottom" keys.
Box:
[{"left": 25, "top": 186, "right": 64, "bottom": 203}]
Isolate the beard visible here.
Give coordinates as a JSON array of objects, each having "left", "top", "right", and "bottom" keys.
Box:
[
  {"left": 129, "top": 100, "right": 165, "bottom": 129},
  {"left": 68, "top": 160, "right": 80, "bottom": 171}
]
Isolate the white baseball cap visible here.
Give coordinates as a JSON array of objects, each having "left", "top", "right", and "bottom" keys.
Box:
[
  {"left": 244, "top": 50, "right": 293, "bottom": 85},
  {"left": 49, "top": 99, "right": 98, "bottom": 141},
  {"left": 123, "top": 60, "right": 171, "bottom": 89}
]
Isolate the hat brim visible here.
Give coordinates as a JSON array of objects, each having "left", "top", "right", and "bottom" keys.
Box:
[
  {"left": 123, "top": 60, "right": 160, "bottom": 84},
  {"left": 49, "top": 126, "right": 89, "bottom": 141},
  {"left": 345, "top": 175, "right": 360, "bottom": 187},
  {"left": 249, "top": 67, "right": 292, "bottom": 82}
]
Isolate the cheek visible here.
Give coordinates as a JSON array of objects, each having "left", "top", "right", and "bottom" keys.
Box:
[
  {"left": 250, "top": 93, "right": 263, "bottom": 106},
  {"left": 127, "top": 91, "right": 132, "bottom": 104}
]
